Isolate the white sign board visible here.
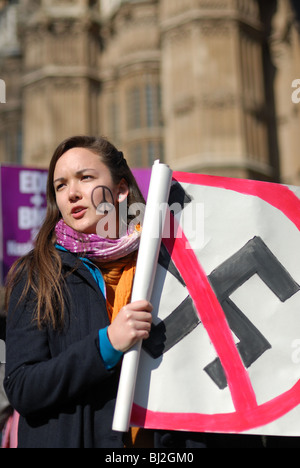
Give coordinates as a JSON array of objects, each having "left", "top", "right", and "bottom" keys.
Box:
[{"left": 129, "top": 172, "right": 300, "bottom": 436}]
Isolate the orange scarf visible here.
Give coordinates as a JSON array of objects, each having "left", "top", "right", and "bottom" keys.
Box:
[{"left": 97, "top": 251, "right": 137, "bottom": 323}]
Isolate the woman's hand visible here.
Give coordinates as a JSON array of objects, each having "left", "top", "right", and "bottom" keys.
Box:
[{"left": 107, "top": 300, "right": 153, "bottom": 353}]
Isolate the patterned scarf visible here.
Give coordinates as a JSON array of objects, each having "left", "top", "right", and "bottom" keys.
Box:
[{"left": 55, "top": 219, "right": 140, "bottom": 263}]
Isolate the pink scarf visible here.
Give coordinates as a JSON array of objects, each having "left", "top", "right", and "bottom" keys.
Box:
[{"left": 55, "top": 219, "right": 140, "bottom": 263}]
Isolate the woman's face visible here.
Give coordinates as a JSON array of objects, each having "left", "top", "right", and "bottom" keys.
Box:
[{"left": 53, "top": 147, "right": 128, "bottom": 235}]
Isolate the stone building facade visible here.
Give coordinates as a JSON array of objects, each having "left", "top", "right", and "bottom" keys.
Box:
[{"left": 0, "top": 0, "right": 300, "bottom": 185}]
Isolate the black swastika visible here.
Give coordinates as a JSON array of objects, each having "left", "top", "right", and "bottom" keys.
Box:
[{"left": 205, "top": 236, "right": 300, "bottom": 389}]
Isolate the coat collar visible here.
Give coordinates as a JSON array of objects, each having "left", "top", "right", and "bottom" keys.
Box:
[{"left": 57, "top": 248, "right": 106, "bottom": 301}]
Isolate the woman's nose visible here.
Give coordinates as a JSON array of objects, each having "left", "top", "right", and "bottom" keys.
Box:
[{"left": 68, "top": 184, "right": 82, "bottom": 202}]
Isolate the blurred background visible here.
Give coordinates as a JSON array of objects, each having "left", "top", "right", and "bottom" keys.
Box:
[{"left": 0, "top": 0, "right": 300, "bottom": 185}]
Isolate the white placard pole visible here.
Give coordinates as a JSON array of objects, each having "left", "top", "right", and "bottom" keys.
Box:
[{"left": 112, "top": 160, "right": 173, "bottom": 432}]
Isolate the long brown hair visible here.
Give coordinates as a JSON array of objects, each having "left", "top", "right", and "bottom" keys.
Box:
[{"left": 5, "top": 136, "right": 145, "bottom": 330}]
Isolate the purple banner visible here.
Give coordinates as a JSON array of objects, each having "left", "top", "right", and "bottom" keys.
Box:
[
  {"left": 132, "top": 168, "right": 151, "bottom": 200},
  {"left": 0, "top": 166, "right": 48, "bottom": 283}
]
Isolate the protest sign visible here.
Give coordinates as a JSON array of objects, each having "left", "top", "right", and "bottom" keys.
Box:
[
  {"left": 128, "top": 172, "right": 300, "bottom": 436},
  {"left": 0, "top": 166, "right": 47, "bottom": 284}
]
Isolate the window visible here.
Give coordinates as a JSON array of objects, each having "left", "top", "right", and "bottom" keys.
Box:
[
  {"left": 127, "top": 87, "right": 142, "bottom": 130},
  {"left": 127, "top": 81, "right": 161, "bottom": 131}
]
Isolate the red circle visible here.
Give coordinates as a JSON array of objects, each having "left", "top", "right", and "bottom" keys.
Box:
[{"left": 131, "top": 173, "right": 300, "bottom": 433}]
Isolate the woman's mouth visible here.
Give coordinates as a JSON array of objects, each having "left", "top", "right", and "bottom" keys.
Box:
[{"left": 71, "top": 207, "right": 87, "bottom": 220}]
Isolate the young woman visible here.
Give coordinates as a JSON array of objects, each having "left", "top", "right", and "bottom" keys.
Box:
[{"left": 4, "top": 136, "right": 153, "bottom": 448}]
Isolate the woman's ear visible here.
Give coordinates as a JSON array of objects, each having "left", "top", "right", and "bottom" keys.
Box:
[{"left": 117, "top": 178, "right": 129, "bottom": 203}]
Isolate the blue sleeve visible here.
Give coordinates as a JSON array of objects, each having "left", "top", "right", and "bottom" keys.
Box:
[{"left": 99, "top": 327, "right": 123, "bottom": 370}]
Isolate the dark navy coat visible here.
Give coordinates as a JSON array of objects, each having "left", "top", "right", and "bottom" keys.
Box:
[{"left": 4, "top": 250, "right": 123, "bottom": 448}]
